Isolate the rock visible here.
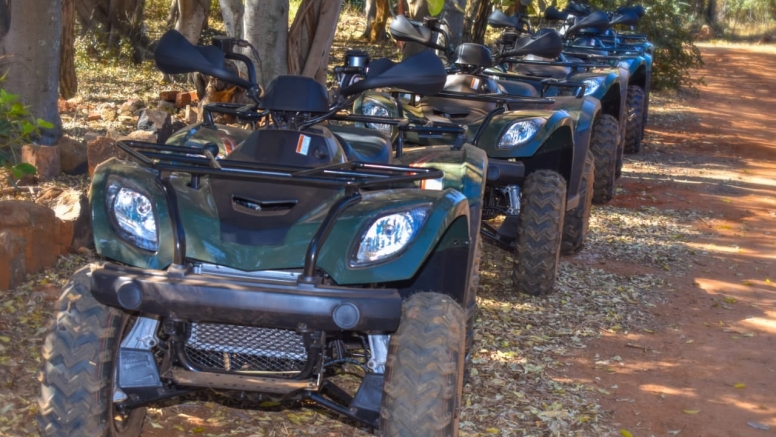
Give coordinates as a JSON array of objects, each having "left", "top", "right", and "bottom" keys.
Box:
[
  {"left": 87, "top": 137, "right": 127, "bottom": 176},
  {"left": 160, "top": 90, "right": 180, "bottom": 102},
  {"left": 87, "top": 112, "right": 102, "bottom": 121},
  {"left": 0, "top": 200, "right": 59, "bottom": 290},
  {"left": 35, "top": 187, "right": 92, "bottom": 251},
  {"left": 119, "top": 99, "right": 145, "bottom": 116},
  {"left": 97, "top": 103, "right": 117, "bottom": 121},
  {"left": 120, "top": 130, "right": 157, "bottom": 143},
  {"left": 175, "top": 92, "right": 192, "bottom": 108},
  {"left": 184, "top": 105, "right": 198, "bottom": 125},
  {"left": 56, "top": 136, "right": 88, "bottom": 175},
  {"left": 157, "top": 100, "right": 176, "bottom": 113},
  {"left": 58, "top": 98, "right": 77, "bottom": 113},
  {"left": 0, "top": 230, "right": 26, "bottom": 291},
  {"left": 83, "top": 131, "right": 101, "bottom": 144},
  {"left": 137, "top": 108, "right": 172, "bottom": 144},
  {"left": 137, "top": 108, "right": 171, "bottom": 131},
  {"left": 21, "top": 144, "right": 61, "bottom": 181},
  {"left": 118, "top": 115, "right": 136, "bottom": 126}
]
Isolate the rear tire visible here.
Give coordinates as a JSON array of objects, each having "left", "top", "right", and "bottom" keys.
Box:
[
  {"left": 38, "top": 267, "right": 146, "bottom": 437},
  {"left": 513, "top": 170, "right": 566, "bottom": 296},
  {"left": 590, "top": 114, "right": 619, "bottom": 204},
  {"left": 380, "top": 292, "right": 465, "bottom": 437},
  {"left": 562, "top": 151, "right": 594, "bottom": 255},
  {"left": 624, "top": 85, "right": 645, "bottom": 154}
]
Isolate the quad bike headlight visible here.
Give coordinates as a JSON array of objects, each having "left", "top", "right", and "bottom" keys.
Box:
[
  {"left": 498, "top": 118, "right": 545, "bottom": 149},
  {"left": 351, "top": 206, "right": 430, "bottom": 266},
  {"left": 361, "top": 98, "right": 392, "bottom": 133},
  {"left": 582, "top": 77, "right": 605, "bottom": 96},
  {"left": 106, "top": 181, "right": 159, "bottom": 252}
]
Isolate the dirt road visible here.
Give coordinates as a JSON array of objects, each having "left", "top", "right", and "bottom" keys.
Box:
[{"left": 563, "top": 45, "right": 776, "bottom": 436}]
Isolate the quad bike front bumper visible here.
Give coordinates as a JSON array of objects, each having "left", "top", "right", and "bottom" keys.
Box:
[{"left": 89, "top": 262, "right": 402, "bottom": 332}]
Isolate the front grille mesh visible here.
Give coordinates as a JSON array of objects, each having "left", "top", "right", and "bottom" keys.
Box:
[{"left": 185, "top": 323, "right": 307, "bottom": 373}]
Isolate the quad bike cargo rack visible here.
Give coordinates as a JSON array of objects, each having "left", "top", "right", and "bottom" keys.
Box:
[{"left": 117, "top": 140, "right": 444, "bottom": 281}]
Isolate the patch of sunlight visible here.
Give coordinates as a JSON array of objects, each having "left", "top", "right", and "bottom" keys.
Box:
[
  {"left": 741, "top": 314, "right": 776, "bottom": 334},
  {"left": 639, "top": 383, "right": 697, "bottom": 398}
]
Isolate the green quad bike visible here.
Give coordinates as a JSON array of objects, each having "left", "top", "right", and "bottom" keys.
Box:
[
  {"left": 483, "top": 10, "right": 627, "bottom": 204},
  {"left": 543, "top": 4, "right": 653, "bottom": 155},
  {"left": 37, "top": 30, "right": 488, "bottom": 437},
  {"left": 486, "top": 11, "right": 631, "bottom": 183},
  {"left": 353, "top": 16, "right": 595, "bottom": 296}
]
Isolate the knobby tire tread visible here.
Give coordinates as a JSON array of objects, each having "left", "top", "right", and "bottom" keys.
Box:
[
  {"left": 624, "top": 85, "right": 645, "bottom": 154},
  {"left": 380, "top": 292, "right": 465, "bottom": 437},
  {"left": 37, "top": 267, "right": 144, "bottom": 437},
  {"left": 513, "top": 170, "right": 566, "bottom": 296},
  {"left": 590, "top": 114, "right": 619, "bottom": 204},
  {"left": 562, "top": 151, "right": 594, "bottom": 255}
]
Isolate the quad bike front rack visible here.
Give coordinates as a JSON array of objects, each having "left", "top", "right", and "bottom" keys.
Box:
[{"left": 117, "top": 140, "right": 444, "bottom": 282}]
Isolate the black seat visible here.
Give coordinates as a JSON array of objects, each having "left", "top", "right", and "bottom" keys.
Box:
[
  {"left": 496, "top": 79, "right": 541, "bottom": 97},
  {"left": 502, "top": 31, "right": 563, "bottom": 59},
  {"left": 327, "top": 125, "right": 392, "bottom": 165}
]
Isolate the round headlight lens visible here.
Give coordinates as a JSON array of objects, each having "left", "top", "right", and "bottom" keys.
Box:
[
  {"left": 108, "top": 183, "right": 159, "bottom": 252},
  {"left": 362, "top": 100, "right": 392, "bottom": 132},
  {"left": 582, "top": 77, "right": 604, "bottom": 96},
  {"left": 498, "top": 118, "right": 544, "bottom": 149},
  {"left": 352, "top": 207, "right": 429, "bottom": 266}
]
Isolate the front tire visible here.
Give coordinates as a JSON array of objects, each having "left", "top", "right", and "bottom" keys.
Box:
[
  {"left": 380, "top": 292, "right": 465, "bottom": 437},
  {"left": 513, "top": 170, "right": 566, "bottom": 296},
  {"left": 590, "top": 114, "right": 619, "bottom": 204},
  {"left": 624, "top": 85, "right": 645, "bottom": 154},
  {"left": 38, "top": 267, "right": 146, "bottom": 437},
  {"left": 562, "top": 151, "right": 594, "bottom": 255}
]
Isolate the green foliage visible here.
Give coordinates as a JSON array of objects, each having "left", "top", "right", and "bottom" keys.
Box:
[
  {"left": 0, "top": 73, "right": 48, "bottom": 182},
  {"left": 589, "top": 0, "right": 704, "bottom": 90},
  {"left": 428, "top": 0, "right": 445, "bottom": 16}
]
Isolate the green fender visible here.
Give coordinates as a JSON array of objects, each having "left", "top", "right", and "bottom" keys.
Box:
[{"left": 471, "top": 109, "right": 574, "bottom": 159}]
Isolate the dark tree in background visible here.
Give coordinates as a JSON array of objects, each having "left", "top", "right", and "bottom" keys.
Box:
[
  {"left": 0, "top": 0, "right": 63, "bottom": 144},
  {"left": 463, "top": 0, "right": 491, "bottom": 44},
  {"left": 75, "top": 0, "right": 148, "bottom": 63},
  {"left": 60, "top": 0, "right": 78, "bottom": 99}
]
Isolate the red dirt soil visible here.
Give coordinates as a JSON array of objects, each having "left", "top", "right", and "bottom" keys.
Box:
[{"left": 561, "top": 45, "right": 776, "bottom": 437}]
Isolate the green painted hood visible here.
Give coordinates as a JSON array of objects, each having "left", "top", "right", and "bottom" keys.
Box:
[{"left": 90, "top": 144, "right": 485, "bottom": 285}]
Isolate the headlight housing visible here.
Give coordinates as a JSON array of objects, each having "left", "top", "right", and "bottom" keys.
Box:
[
  {"left": 361, "top": 98, "right": 392, "bottom": 132},
  {"left": 582, "top": 77, "right": 605, "bottom": 96},
  {"left": 106, "top": 181, "right": 159, "bottom": 252},
  {"left": 498, "top": 118, "right": 545, "bottom": 149},
  {"left": 351, "top": 206, "right": 430, "bottom": 266}
]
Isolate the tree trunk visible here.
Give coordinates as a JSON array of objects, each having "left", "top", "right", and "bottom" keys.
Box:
[
  {"left": 218, "top": 0, "right": 244, "bottom": 38},
  {"left": 60, "top": 0, "right": 78, "bottom": 99},
  {"left": 167, "top": 0, "right": 178, "bottom": 25},
  {"left": 463, "top": 0, "right": 490, "bottom": 44},
  {"left": 244, "top": 0, "right": 289, "bottom": 88},
  {"left": 0, "top": 0, "right": 10, "bottom": 38},
  {"left": 443, "top": 0, "right": 466, "bottom": 48},
  {"left": 361, "top": 0, "right": 377, "bottom": 39},
  {"left": 288, "top": 0, "right": 342, "bottom": 84},
  {"left": 0, "top": 0, "right": 63, "bottom": 145},
  {"left": 75, "top": 0, "right": 147, "bottom": 62},
  {"left": 175, "top": 0, "right": 209, "bottom": 44},
  {"left": 368, "top": 0, "right": 389, "bottom": 43}
]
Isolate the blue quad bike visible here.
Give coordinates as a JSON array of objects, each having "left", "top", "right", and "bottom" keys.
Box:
[{"left": 37, "top": 30, "right": 488, "bottom": 437}]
